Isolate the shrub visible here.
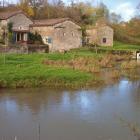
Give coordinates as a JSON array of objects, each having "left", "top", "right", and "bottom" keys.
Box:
[
  {"left": 121, "top": 61, "right": 138, "bottom": 69},
  {"left": 28, "top": 32, "right": 43, "bottom": 44}
]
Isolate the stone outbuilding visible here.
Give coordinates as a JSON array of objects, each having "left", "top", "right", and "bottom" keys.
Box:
[
  {"left": 86, "top": 24, "right": 114, "bottom": 47},
  {"left": 30, "top": 18, "right": 82, "bottom": 52},
  {"left": 0, "top": 10, "right": 33, "bottom": 43}
]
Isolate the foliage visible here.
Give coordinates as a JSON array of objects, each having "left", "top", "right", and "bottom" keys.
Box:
[
  {"left": 7, "top": 22, "right": 13, "bottom": 33},
  {"left": 7, "top": 22, "right": 13, "bottom": 43},
  {"left": 17, "top": 1, "right": 34, "bottom": 17},
  {"left": 28, "top": 32, "right": 43, "bottom": 44},
  {"left": 112, "top": 18, "right": 140, "bottom": 45}
]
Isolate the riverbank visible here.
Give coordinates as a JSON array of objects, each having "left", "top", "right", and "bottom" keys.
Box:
[
  {"left": 0, "top": 50, "right": 100, "bottom": 88},
  {"left": 0, "top": 43, "right": 140, "bottom": 89}
]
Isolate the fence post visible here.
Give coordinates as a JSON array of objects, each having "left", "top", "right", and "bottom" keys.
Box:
[{"left": 14, "top": 136, "right": 17, "bottom": 140}]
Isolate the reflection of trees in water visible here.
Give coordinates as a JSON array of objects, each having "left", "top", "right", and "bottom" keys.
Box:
[
  {"left": 0, "top": 75, "right": 140, "bottom": 114},
  {"left": 0, "top": 87, "right": 116, "bottom": 115},
  {"left": 0, "top": 88, "right": 80, "bottom": 114},
  {"left": 129, "top": 81, "right": 140, "bottom": 106}
]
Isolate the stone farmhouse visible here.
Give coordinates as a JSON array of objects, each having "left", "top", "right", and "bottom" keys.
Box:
[
  {"left": 86, "top": 23, "right": 114, "bottom": 47},
  {"left": 0, "top": 10, "right": 33, "bottom": 43},
  {"left": 0, "top": 10, "right": 82, "bottom": 52},
  {"left": 30, "top": 18, "right": 82, "bottom": 52}
]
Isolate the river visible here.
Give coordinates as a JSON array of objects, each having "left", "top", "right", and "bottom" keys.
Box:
[{"left": 0, "top": 79, "right": 140, "bottom": 140}]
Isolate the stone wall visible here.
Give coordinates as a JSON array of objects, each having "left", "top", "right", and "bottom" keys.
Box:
[
  {"left": 86, "top": 28, "right": 97, "bottom": 44},
  {"left": 0, "top": 13, "right": 33, "bottom": 44},
  {"left": 0, "top": 44, "right": 48, "bottom": 54},
  {"left": 97, "top": 26, "right": 114, "bottom": 46},
  {"left": 86, "top": 25, "right": 114, "bottom": 47},
  {"left": 0, "top": 20, "right": 7, "bottom": 42},
  {"left": 31, "top": 21, "right": 82, "bottom": 52},
  {"left": 8, "top": 13, "right": 33, "bottom": 31}
]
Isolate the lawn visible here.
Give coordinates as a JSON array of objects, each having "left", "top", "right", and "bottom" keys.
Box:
[
  {"left": 0, "top": 53, "right": 96, "bottom": 88},
  {"left": 100, "top": 41, "right": 140, "bottom": 51}
]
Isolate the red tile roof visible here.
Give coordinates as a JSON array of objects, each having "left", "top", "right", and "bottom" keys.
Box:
[
  {"left": 31, "top": 18, "right": 70, "bottom": 27},
  {"left": 0, "top": 10, "right": 23, "bottom": 20}
]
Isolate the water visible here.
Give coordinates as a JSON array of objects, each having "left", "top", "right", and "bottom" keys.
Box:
[{"left": 0, "top": 79, "right": 140, "bottom": 140}]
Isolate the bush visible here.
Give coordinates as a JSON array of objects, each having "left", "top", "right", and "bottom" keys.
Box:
[{"left": 28, "top": 32, "right": 43, "bottom": 44}]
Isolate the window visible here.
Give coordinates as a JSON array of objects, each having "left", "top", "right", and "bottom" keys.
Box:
[
  {"left": 63, "top": 33, "right": 66, "bottom": 36},
  {"left": 46, "top": 37, "right": 52, "bottom": 44},
  {"left": 103, "top": 38, "right": 107, "bottom": 43},
  {"left": 19, "top": 26, "right": 23, "bottom": 30},
  {"left": 72, "top": 32, "right": 74, "bottom": 36}
]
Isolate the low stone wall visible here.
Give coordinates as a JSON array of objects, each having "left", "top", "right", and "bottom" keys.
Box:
[{"left": 0, "top": 44, "right": 49, "bottom": 54}]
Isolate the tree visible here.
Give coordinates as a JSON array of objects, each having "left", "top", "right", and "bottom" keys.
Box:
[
  {"left": 18, "top": 1, "right": 34, "bottom": 17},
  {"left": 109, "top": 12, "right": 122, "bottom": 24},
  {"left": 7, "top": 22, "right": 13, "bottom": 43},
  {"left": 95, "top": 2, "right": 109, "bottom": 20}
]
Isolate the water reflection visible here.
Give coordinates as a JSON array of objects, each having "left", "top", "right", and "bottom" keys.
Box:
[{"left": 0, "top": 80, "right": 140, "bottom": 139}]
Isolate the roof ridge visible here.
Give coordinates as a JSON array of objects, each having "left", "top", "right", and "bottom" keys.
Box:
[
  {"left": 0, "top": 10, "right": 23, "bottom": 20},
  {"left": 31, "top": 18, "right": 70, "bottom": 27}
]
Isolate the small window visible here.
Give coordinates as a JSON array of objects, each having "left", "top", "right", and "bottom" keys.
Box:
[
  {"left": 103, "top": 38, "right": 107, "bottom": 43},
  {"left": 72, "top": 32, "right": 74, "bottom": 36},
  {"left": 19, "top": 26, "right": 22, "bottom": 30},
  {"left": 46, "top": 37, "right": 52, "bottom": 44},
  {"left": 63, "top": 33, "right": 66, "bottom": 36}
]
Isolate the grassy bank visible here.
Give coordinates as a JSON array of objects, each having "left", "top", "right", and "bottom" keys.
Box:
[
  {"left": 0, "top": 52, "right": 102, "bottom": 88},
  {"left": 100, "top": 41, "right": 140, "bottom": 51},
  {"left": 0, "top": 42, "right": 140, "bottom": 88}
]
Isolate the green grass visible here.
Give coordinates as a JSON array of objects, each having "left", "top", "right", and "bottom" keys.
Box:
[
  {"left": 100, "top": 41, "right": 140, "bottom": 51},
  {"left": 0, "top": 41, "right": 140, "bottom": 88},
  {"left": 0, "top": 53, "right": 96, "bottom": 88}
]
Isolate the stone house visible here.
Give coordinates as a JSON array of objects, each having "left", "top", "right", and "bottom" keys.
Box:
[
  {"left": 86, "top": 24, "right": 114, "bottom": 47},
  {"left": 0, "top": 11, "right": 82, "bottom": 52},
  {"left": 0, "top": 10, "right": 33, "bottom": 43},
  {"left": 30, "top": 18, "right": 82, "bottom": 52}
]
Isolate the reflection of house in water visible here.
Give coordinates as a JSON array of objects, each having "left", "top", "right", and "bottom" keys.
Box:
[{"left": 0, "top": 89, "right": 69, "bottom": 114}]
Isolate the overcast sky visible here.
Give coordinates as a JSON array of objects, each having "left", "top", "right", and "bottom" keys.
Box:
[
  {"left": 7, "top": 0, "right": 140, "bottom": 21},
  {"left": 102, "top": 0, "right": 139, "bottom": 21}
]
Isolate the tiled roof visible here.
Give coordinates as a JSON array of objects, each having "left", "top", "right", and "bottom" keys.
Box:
[
  {"left": 31, "top": 18, "right": 70, "bottom": 27},
  {"left": 0, "top": 10, "right": 23, "bottom": 20}
]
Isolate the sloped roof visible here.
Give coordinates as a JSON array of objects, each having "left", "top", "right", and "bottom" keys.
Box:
[
  {"left": 87, "top": 24, "right": 113, "bottom": 31},
  {"left": 31, "top": 18, "right": 70, "bottom": 27},
  {"left": 0, "top": 10, "right": 23, "bottom": 20}
]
